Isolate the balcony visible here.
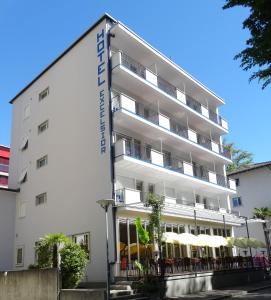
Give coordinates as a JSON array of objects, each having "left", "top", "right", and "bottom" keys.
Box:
[
  {"left": 111, "top": 51, "right": 228, "bottom": 134},
  {"left": 112, "top": 92, "right": 231, "bottom": 162},
  {"left": 0, "top": 164, "right": 9, "bottom": 173},
  {"left": 114, "top": 137, "right": 236, "bottom": 194},
  {"left": 115, "top": 188, "right": 241, "bottom": 226}
]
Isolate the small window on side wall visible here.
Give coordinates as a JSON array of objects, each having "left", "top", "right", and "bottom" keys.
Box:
[
  {"left": 235, "top": 178, "right": 240, "bottom": 186},
  {"left": 72, "top": 232, "right": 90, "bottom": 260},
  {"left": 38, "top": 120, "right": 49, "bottom": 134},
  {"left": 39, "top": 87, "right": 49, "bottom": 101},
  {"left": 232, "top": 197, "right": 242, "bottom": 207},
  {"left": 37, "top": 155, "right": 48, "bottom": 169},
  {"left": 16, "top": 246, "right": 24, "bottom": 267},
  {"left": 36, "top": 193, "right": 47, "bottom": 206}
]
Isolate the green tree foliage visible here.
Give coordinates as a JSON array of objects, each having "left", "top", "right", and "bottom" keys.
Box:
[
  {"left": 145, "top": 193, "right": 164, "bottom": 250},
  {"left": 253, "top": 207, "right": 271, "bottom": 260},
  {"left": 135, "top": 217, "right": 150, "bottom": 247},
  {"left": 34, "top": 233, "right": 88, "bottom": 288},
  {"left": 35, "top": 233, "right": 69, "bottom": 268},
  {"left": 60, "top": 243, "right": 88, "bottom": 288},
  {"left": 223, "top": 0, "right": 271, "bottom": 89},
  {"left": 225, "top": 142, "right": 253, "bottom": 173}
]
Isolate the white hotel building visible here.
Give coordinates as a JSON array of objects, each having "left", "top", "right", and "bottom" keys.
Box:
[{"left": 7, "top": 14, "right": 243, "bottom": 282}]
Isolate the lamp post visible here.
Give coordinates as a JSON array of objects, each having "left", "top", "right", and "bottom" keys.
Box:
[{"left": 97, "top": 199, "right": 115, "bottom": 300}]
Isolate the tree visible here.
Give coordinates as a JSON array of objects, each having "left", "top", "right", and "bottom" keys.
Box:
[
  {"left": 253, "top": 207, "right": 271, "bottom": 261},
  {"left": 145, "top": 193, "right": 164, "bottom": 261},
  {"left": 35, "top": 233, "right": 69, "bottom": 268},
  {"left": 60, "top": 243, "right": 88, "bottom": 288},
  {"left": 34, "top": 233, "right": 88, "bottom": 288},
  {"left": 223, "top": 1, "right": 271, "bottom": 89},
  {"left": 225, "top": 142, "right": 253, "bottom": 173}
]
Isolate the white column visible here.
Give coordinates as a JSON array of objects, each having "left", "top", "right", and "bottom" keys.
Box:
[
  {"left": 185, "top": 224, "right": 191, "bottom": 257},
  {"left": 127, "top": 219, "right": 131, "bottom": 264},
  {"left": 210, "top": 227, "right": 216, "bottom": 258}
]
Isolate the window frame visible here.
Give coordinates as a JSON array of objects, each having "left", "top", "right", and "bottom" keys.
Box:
[
  {"left": 71, "top": 232, "right": 90, "bottom": 260},
  {"left": 38, "top": 120, "right": 49, "bottom": 134},
  {"left": 15, "top": 246, "right": 24, "bottom": 267},
  {"left": 39, "top": 87, "right": 49, "bottom": 101},
  {"left": 232, "top": 196, "right": 242, "bottom": 207},
  {"left": 36, "top": 155, "right": 48, "bottom": 169},
  {"left": 35, "top": 193, "right": 47, "bottom": 206}
]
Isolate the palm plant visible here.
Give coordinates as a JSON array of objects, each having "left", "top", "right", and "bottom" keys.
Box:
[{"left": 253, "top": 207, "right": 271, "bottom": 261}]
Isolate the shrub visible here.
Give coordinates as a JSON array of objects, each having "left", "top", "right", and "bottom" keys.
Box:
[
  {"left": 35, "top": 233, "right": 88, "bottom": 288},
  {"left": 60, "top": 242, "right": 88, "bottom": 288}
]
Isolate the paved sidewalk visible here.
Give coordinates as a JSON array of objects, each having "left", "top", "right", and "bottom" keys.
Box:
[{"left": 167, "top": 280, "right": 271, "bottom": 300}]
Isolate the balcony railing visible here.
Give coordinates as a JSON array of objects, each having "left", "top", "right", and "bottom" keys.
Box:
[
  {"left": 0, "top": 164, "right": 9, "bottom": 173},
  {"left": 112, "top": 51, "right": 228, "bottom": 130},
  {"left": 114, "top": 137, "right": 236, "bottom": 190},
  {"left": 115, "top": 188, "right": 232, "bottom": 215},
  {"left": 112, "top": 92, "right": 231, "bottom": 160}
]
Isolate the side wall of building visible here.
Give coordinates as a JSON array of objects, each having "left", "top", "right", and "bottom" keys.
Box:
[
  {"left": 0, "top": 190, "right": 16, "bottom": 270},
  {"left": 9, "top": 19, "right": 114, "bottom": 281},
  {"left": 231, "top": 167, "right": 271, "bottom": 252}
]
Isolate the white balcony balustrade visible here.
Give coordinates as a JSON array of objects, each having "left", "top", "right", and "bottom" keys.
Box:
[
  {"left": 187, "top": 129, "right": 198, "bottom": 143},
  {"left": 183, "top": 161, "right": 193, "bottom": 176},
  {"left": 116, "top": 188, "right": 141, "bottom": 204},
  {"left": 112, "top": 91, "right": 232, "bottom": 161},
  {"left": 201, "top": 105, "right": 209, "bottom": 119},
  {"left": 151, "top": 149, "right": 164, "bottom": 167},
  {"left": 145, "top": 69, "right": 158, "bottom": 86},
  {"left": 221, "top": 118, "right": 229, "bottom": 130},
  {"left": 228, "top": 178, "right": 236, "bottom": 191},
  {"left": 111, "top": 51, "right": 228, "bottom": 131},
  {"left": 211, "top": 141, "right": 220, "bottom": 153},
  {"left": 114, "top": 136, "right": 235, "bottom": 191},
  {"left": 195, "top": 202, "right": 205, "bottom": 209},
  {"left": 158, "top": 113, "right": 170, "bottom": 130},
  {"left": 163, "top": 196, "right": 177, "bottom": 205},
  {"left": 176, "top": 89, "right": 186, "bottom": 104},
  {"left": 208, "top": 171, "right": 217, "bottom": 184},
  {"left": 120, "top": 94, "right": 136, "bottom": 113}
]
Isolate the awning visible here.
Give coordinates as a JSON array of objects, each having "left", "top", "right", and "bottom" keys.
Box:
[
  {"left": 162, "top": 232, "right": 179, "bottom": 244},
  {"left": 20, "top": 137, "right": 28, "bottom": 151},
  {"left": 177, "top": 233, "right": 198, "bottom": 246},
  {"left": 18, "top": 170, "right": 27, "bottom": 184}
]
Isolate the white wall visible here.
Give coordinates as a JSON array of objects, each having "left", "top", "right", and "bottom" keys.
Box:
[
  {"left": 0, "top": 189, "right": 16, "bottom": 270},
  {"left": 9, "top": 19, "right": 114, "bottom": 281},
  {"left": 231, "top": 167, "right": 271, "bottom": 254}
]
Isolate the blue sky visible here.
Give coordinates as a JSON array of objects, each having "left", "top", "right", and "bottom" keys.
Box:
[{"left": 0, "top": 1, "right": 270, "bottom": 162}]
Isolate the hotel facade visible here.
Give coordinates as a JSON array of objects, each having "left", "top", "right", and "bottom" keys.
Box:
[{"left": 7, "top": 14, "right": 243, "bottom": 282}]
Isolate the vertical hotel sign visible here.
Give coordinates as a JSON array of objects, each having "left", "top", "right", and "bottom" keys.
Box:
[{"left": 97, "top": 28, "right": 107, "bottom": 154}]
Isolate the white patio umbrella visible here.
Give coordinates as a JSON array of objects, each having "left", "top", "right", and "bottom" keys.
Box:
[
  {"left": 196, "top": 235, "right": 227, "bottom": 247},
  {"left": 177, "top": 233, "right": 198, "bottom": 245},
  {"left": 162, "top": 232, "right": 179, "bottom": 244},
  {"left": 208, "top": 236, "right": 228, "bottom": 247},
  {"left": 196, "top": 234, "right": 213, "bottom": 247}
]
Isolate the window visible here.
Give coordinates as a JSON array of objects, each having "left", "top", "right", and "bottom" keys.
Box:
[
  {"left": 37, "top": 155, "right": 48, "bottom": 169},
  {"left": 235, "top": 178, "right": 240, "bottom": 186},
  {"left": 18, "top": 170, "right": 27, "bottom": 184},
  {"left": 36, "top": 193, "right": 47, "bottom": 206},
  {"left": 39, "top": 87, "right": 49, "bottom": 101},
  {"left": 72, "top": 232, "right": 90, "bottom": 259},
  {"left": 232, "top": 197, "right": 242, "bottom": 207},
  {"left": 18, "top": 201, "right": 26, "bottom": 218},
  {"left": 38, "top": 120, "right": 49, "bottom": 134},
  {"left": 16, "top": 246, "right": 24, "bottom": 266}
]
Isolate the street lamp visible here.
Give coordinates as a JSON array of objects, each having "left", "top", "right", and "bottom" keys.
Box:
[{"left": 97, "top": 199, "right": 115, "bottom": 300}]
